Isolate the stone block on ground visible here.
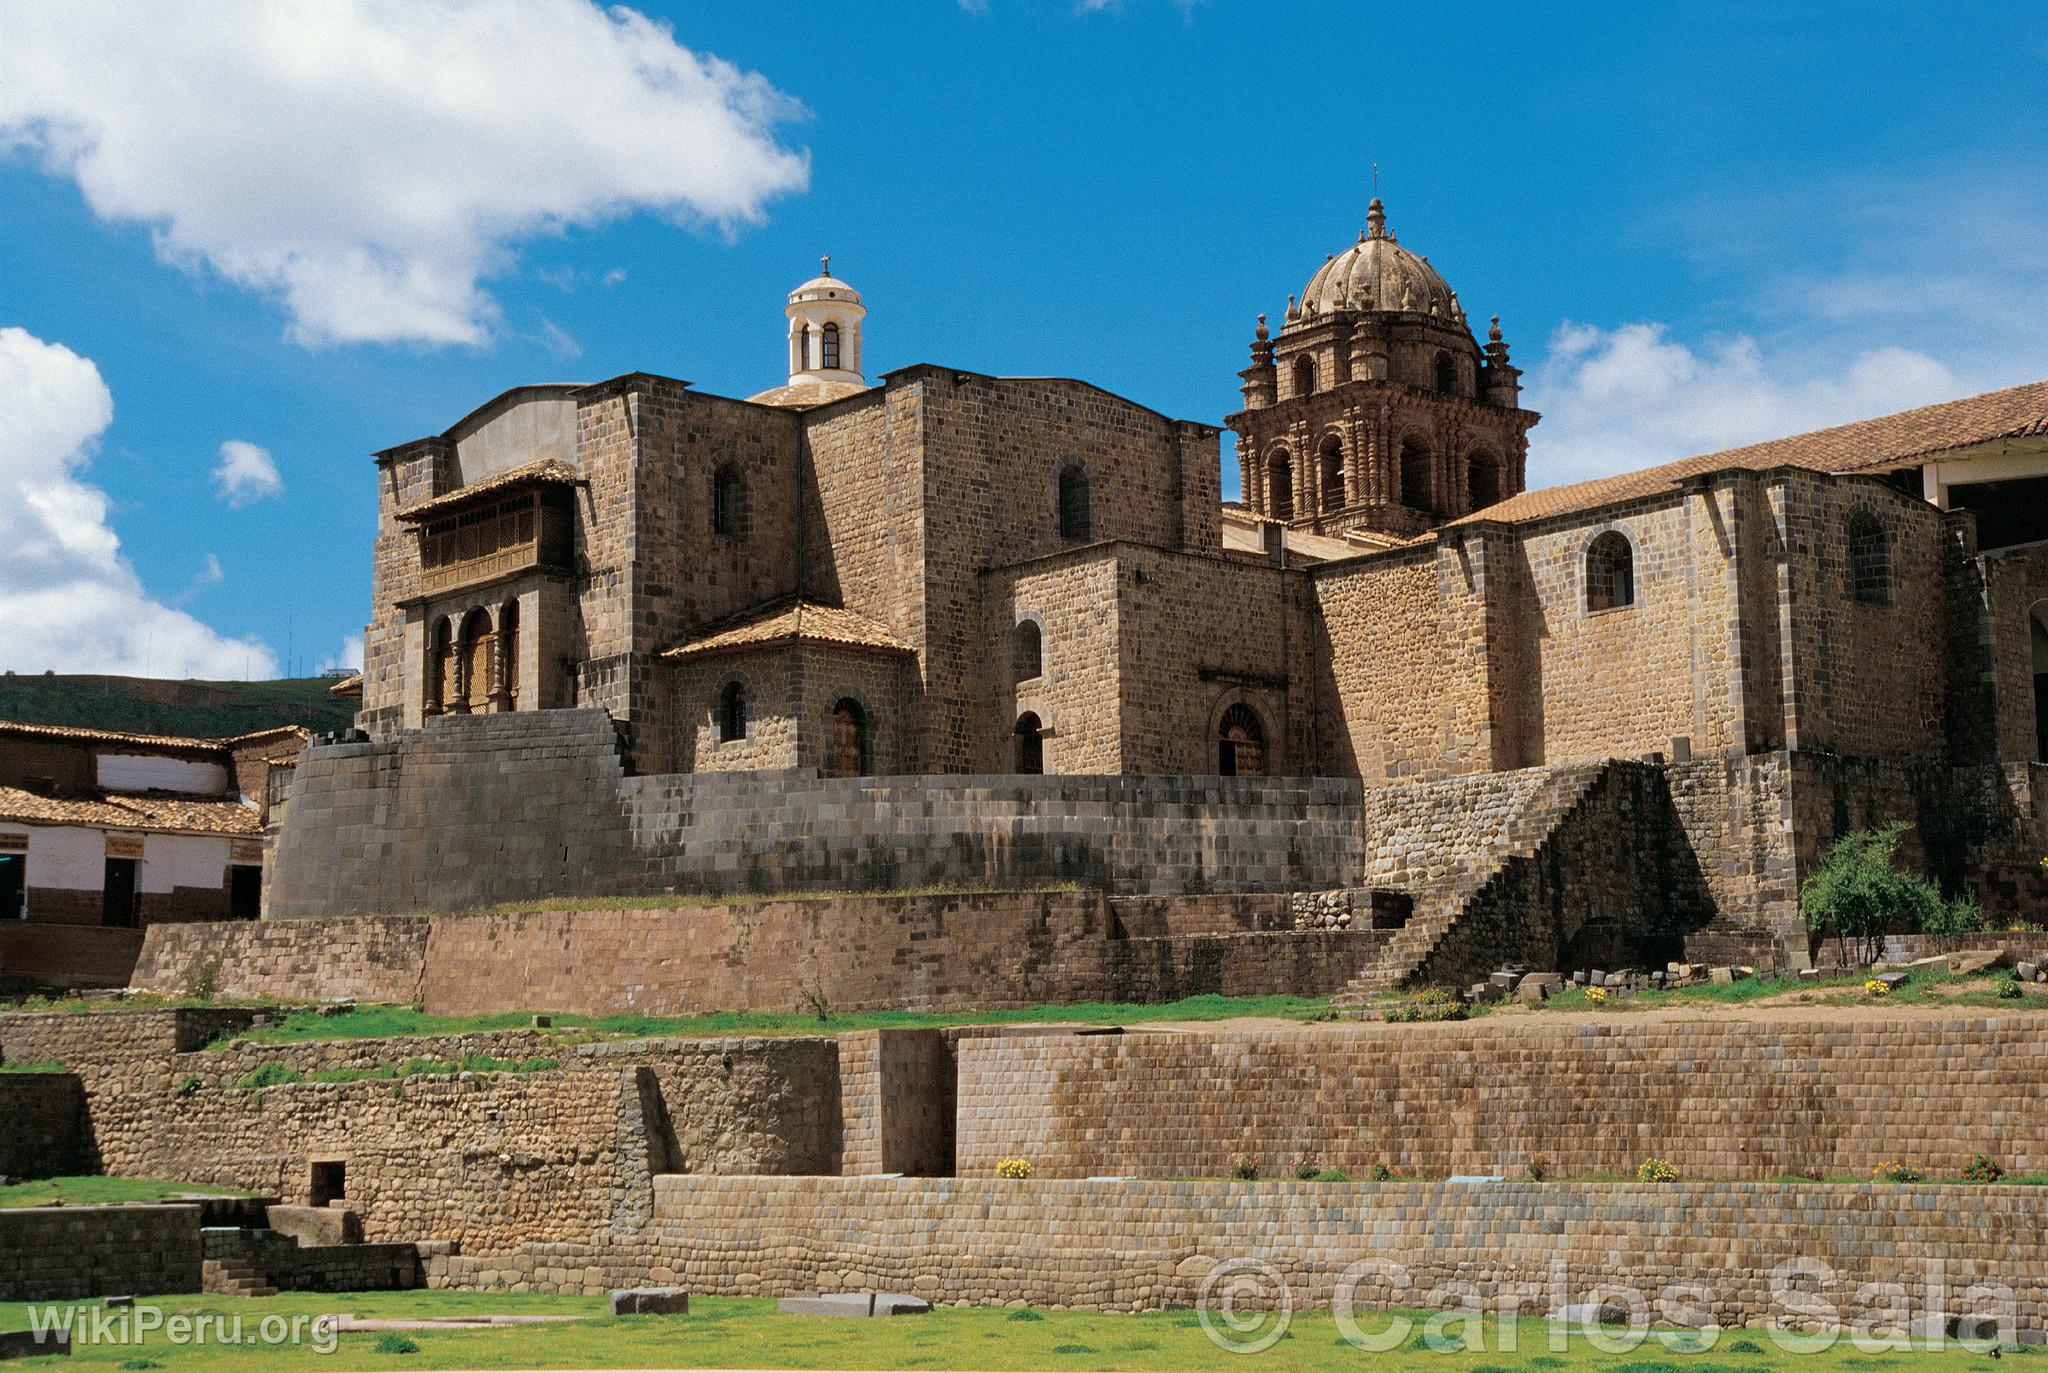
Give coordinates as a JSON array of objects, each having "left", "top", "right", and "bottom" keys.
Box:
[
  {"left": 1947, "top": 949, "right": 2011, "bottom": 976},
  {"left": 265, "top": 1204, "right": 362, "bottom": 1247},
  {"left": 778, "top": 1293, "right": 930, "bottom": 1318},
  {"left": 611, "top": 1287, "right": 690, "bottom": 1315}
]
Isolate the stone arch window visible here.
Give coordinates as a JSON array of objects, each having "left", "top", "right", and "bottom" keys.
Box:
[
  {"left": 827, "top": 698, "right": 869, "bottom": 778},
  {"left": 712, "top": 463, "right": 750, "bottom": 539},
  {"left": 1013, "top": 619, "right": 1043, "bottom": 681},
  {"left": 1217, "top": 702, "right": 1267, "bottom": 777},
  {"left": 821, "top": 321, "right": 842, "bottom": 371},
  {"left": 495, "top": 598, "right": 520, "bottom": 710},
  {"left": 719, "top": 679, "right": 748, "bottom": 743},
  {"left": 1058, "top": 463, "right": 1092, "bottom": 541},
  {"left": 1292, "top": 355, "right": 1316, "bottom": 398},
  {"left": 456, "top": 607, "right": 493, "bottom": 712},
  {"left": 1014, "top": 712, "right": 1044, "bottom": 775},
  {"left": 1318, "top": 435, "right": 1346, "bottom": 514},
  {"left": 794, "top": 322, "right": 811, "bottom": 373},
  {"left": 1585, "top": 531, "right": 1636, "bottom": 612},
  {"left": 1268, "top": 450, "right": 1295, "bottom": 520},
  {"left": 1398, "top": 436, "right": 1434, "bottom": 514},
  {"left": 1848, "top": 512, "right": 1892, "bottom": 605},
  {"left": 427, "top": 616, "right": 454, "bottom": 716},
  {"left": 1466, "top": 448, "right": 1502, "bottom": 512},
  {"left": 1434, "top": 351, "right": 1459, "bottom": 395}
]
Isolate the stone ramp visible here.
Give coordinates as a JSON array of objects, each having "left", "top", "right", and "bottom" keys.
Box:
[{"left": 1335, "top": 762, "right": 1613, "bottom": 1000}]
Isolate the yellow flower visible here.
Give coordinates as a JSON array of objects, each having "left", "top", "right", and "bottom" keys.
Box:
[
  {"left": 1864, "top": 979, "right": 1890, "bottom": 997},
  {"left": 996, "top": 1156, "right": 1034, "bottom": 1180},
  {"left": 1586, "top": 986, "right": 1609, "bottom": 1005}
]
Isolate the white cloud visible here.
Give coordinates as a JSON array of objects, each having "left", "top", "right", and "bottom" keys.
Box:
[
  {"left": 0, "top": 0, "right": 809, "bottom": 347},
  {"left": 0, "top": 326, "right": 278, "bottom": 679},
  {"left": 178, "top": 553, "right": 226, "bottom": 605},
  {"left": 211, "top": 440, "right": 284, "bottom": 506},
  {"left": 320, "top": 635, "right": 364, "bottom": 674},
  {"left": 1524, "top": 322, "right": 1967, "bottom": 486}
]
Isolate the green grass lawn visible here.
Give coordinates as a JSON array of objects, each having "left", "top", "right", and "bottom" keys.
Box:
[
  {"left": 198, "top": 992, "right": 1335, "bottom": 1047},
  {"left": 1512, "top": 965, "right": 2043, "bottom": 1017},
  {"left": 0, "top": 1290, "right": 2024, "bottom": 1372},
  {"left": 0, "top": 1177, "right": 255, "bottom": 1209}
]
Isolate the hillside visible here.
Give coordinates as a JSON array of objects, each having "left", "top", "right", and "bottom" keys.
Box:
[{"left": 0, "top": 672, "right": 357, "bottom": 739}]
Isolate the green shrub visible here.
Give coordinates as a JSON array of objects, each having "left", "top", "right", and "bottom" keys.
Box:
[
  {"left": 1800, "top": 823, "right": 1942, "bottom": 965},
  {"left": 1997, "top": 973, "right": 2025, "bottom": 1000},
  {"left": 1728, "top": 1340, "right": 1766, "bottom": 1355},
  {"left": 1873, "top": 1160, "right": 1925, "bottom": 1183},
  {"left": 1926, "top": 892, "right": 1988, "bottom": 936},
  {"left": 372, "top": 1333, "right": 419, "bottom": 1355},
  {"left": 1231, "top": 1156, "right": 1260, "bottom": 1181},
  {"left": 1368, "top": 1162, "right": 1396, "bottom": 1182},
  {"left": 1006, "top": 1309, "right": 1045, "bottom": 1322},
  {"left": 175, "top": 1075, "right": 201, "bottom": 1096},
  {"left": 1962, "top": 1154, "right": 2005, "bottom": 1183},
  {"left": 233, "top": 1061, "right": 302, "bottom": 1090},
  {"left": 1381, "top": 987, "right": 1467, "bottom": 1023}
]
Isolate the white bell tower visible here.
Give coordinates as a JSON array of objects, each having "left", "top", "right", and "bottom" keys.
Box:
[{"left": 784, "top": 256, "right": 866, "bottom": 388}]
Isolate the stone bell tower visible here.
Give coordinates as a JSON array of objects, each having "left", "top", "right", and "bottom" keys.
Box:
[{"left": 1226, "top": 199, "right": 1539, "bottom": 539}]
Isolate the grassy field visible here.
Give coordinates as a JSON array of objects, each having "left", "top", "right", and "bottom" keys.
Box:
[
  {"left": 0, "top": 1177, "right": 254, "bottom": 1209},
  {"left": 0, "top": 674, "right": 355, "bottom": 738},
  {"left": 0, "top": 1290, "right": 2025, "bottom": 1372},
  {"left": 1512, "top": 965, "right": 2043, "bottom": 1016}
]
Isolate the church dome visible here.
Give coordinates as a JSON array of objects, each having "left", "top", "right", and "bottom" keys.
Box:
[{"left": 1294, "top": 198, "right": 1462, "bottom": 323}]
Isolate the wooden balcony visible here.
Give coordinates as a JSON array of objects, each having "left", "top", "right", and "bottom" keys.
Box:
[{"left": 419, "top": 539, "right": 544, "bottom": 597}]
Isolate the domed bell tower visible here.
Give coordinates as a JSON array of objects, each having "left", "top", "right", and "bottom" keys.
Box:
[{"left": 1227, "top": 199, "right": 1538, "bottom": 539}]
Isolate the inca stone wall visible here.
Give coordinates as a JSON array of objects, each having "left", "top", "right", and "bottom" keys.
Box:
[
  {"left": 266, "top": 709, "right": 1368, "bottom": 918},
  {"left": 132, "top": 915, "right": 429, "bottom": 1004},
  {"left": 0, "top": 1073, "right": 84, "bottom": 1179},
  {"left": 0, "top": 1205, "right": 202, "bottom": 1302},
  {"left": 634, "top": 1174, "right": 2048, "bottom": 1326},
  {"left": 952, "top": 1016, "right": 2048, "bottom": 1182}
]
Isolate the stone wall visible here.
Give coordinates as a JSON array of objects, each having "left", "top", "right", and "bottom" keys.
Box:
[
  {"left": 202, "top": 1227, "right": 420, "bottom": 1294},
  {"left": 0, "top": 1073, "right": 85, "bottom": 1179},
  {"left": 132, "top": 916, "right": 428, "bottom": 1005},
  {"left": 0, "top": 923, "right": 143, "bottom": 993},
  {"left": 0, "top": 1204, "right": 202, "bottom": 1301},
  {"left": 268, "top": 709, "right": 1367, "bottom": 917},
  {"left": 636, "top": 1174, "right": 2048, "bottom": 1325},
  {"left": 953, "top": 1016, "right": 2048, "bottom": 1181}
]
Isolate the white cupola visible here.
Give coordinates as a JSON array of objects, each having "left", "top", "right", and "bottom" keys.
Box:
[{"left": 785, "top": 255, "right": 865, "bottom": 387}]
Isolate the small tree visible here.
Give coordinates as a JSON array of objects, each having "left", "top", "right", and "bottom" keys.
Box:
[{"left": 1800, "top": 823, "right": 1941, "bottom": 965}]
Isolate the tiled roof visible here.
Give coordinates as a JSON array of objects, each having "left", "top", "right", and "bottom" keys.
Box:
[
  {"left": 327, "top": 673, "right": 364, "bottom": 698},
  {"left": 743, "top": 379, "right": 873, "bottom": 409},
  {"left": 395, "top": 458, "right": 583, "bottom": 522},
  {"left": 0, "top": 719, "right": 228, "bottom": 758},
  {"left": 1456, "top": 378, "right": 2048, "bottom": 528},
  {"left": 217, "top": 724, "right": 312, "bottom": 746},
  {"left": 0, "top": 786, "right": 263, "bottom": 837},
  {"left": 661, "top": 600, "right": 912, "bottom": 660}
]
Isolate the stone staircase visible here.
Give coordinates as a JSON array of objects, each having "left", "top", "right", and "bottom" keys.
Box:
[
  {"left": 202, "top": 1257, "right": 278, "bottom": 1298},
  {"left": 1334, "top": 763, "right": 1613, "bottom": 1002}
]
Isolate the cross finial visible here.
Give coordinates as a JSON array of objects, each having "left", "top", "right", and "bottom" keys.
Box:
[{"left": 821, "top": 254, "right": 831, "bottom": 277}]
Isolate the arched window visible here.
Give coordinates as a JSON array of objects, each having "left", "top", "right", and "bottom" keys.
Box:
[
  {"left": 1318, "top": 436, "right": 1346, "bottom": 514},
  {"left": 496, "top": 599, "right": 520, "bottom": 710},
  {"left": 1292, "top": 355, "right": 1316, "bottom": 398},
  {"left": 1014, "top": 712, "right": 1043, "bottom": 775},
  {"left": 1217, "top": 702, "right": 1267, "bottom": 777},
  {"left": 427, "top": 617, "right": 454, "bottom": 716},
  {"left": 1848, "top": 512, "right": 1892, "bottom": 604},
  {"left": 457, "top": 607, "right": 493, "bottom": 713},
  {"left": 1466, "top": 449, "right": 1502, "bottom": 512},
  {"left": 719, "top": 680, "right": 748, "bottom": 743},
  {"left": 1434, "top": 351, "right": 1459, "bottom": 395},
  {"left": 828, "top": 698, "right": 868, "bottom": 778},
  {"left": 712, "top": 464, "right": 749, "bottom": 538},
  {"left": 821, "top": 322, "right": 841, "bottom": 370},
  {"left": 1058, "top": 463, "right": 1092, "bottom": 541},
  {"left": 1013, "top": 620, "right": 1042, "bottom": 681},
  {"left": 794, "top": 323, "right": 811, "bottom": 372},
  {"left": 1585, "top": 531, "right": 1636, "bottom": 612},
  {"left": 1398, "top": 437, "right": 1433, "bottom": 514},
  {"left": 1268, "top": 451, "right": 1294, "bottom": 520}
]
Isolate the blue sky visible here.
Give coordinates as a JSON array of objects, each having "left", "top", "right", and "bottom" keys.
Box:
[{"left": 2, "top": 0, "right": 2044, "bottom": 679}]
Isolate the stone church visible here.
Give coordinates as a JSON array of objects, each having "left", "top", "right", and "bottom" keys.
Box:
[{"left": 352, "top": 200, "right": 2048, "bottom": 789}]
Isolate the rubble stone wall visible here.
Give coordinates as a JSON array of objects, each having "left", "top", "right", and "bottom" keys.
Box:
[{"left": 0, "top": 1204, "right": 203, "bottom": 1301}]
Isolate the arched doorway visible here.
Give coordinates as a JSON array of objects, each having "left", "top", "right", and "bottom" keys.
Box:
[
  {"left": 1217, "top": 702, "right": 1267, "bottom": 777},
  {"left": 427, "top": 617, "right": 453, "bottom": 716},
  {"left": 1466, "top": 449, "right": 1502, "bottom": 512},
  {"left": 828, "top": 698, "right": 868, "bottom": 778},
  {"left": 456, "top": 608, "right": 492, "bottom": 713},
  {"left": 494, "top": 599, "right": 520, "bottom": 710},
  {"left": 1014, "top": 712, "right": 1043, "bottom": 774},
  {"left": 2031, "top": 602, "right": 2048, "bottom": 762},
  {"left": 1398, "top": 437, "right": 1433, "bottom": 514},
  {"left": 1268, "top": 450, "right": 1294, "bottom": 520},
  {"left": 1318, "top": 435, "right": 1346, "bottom": 514}
]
